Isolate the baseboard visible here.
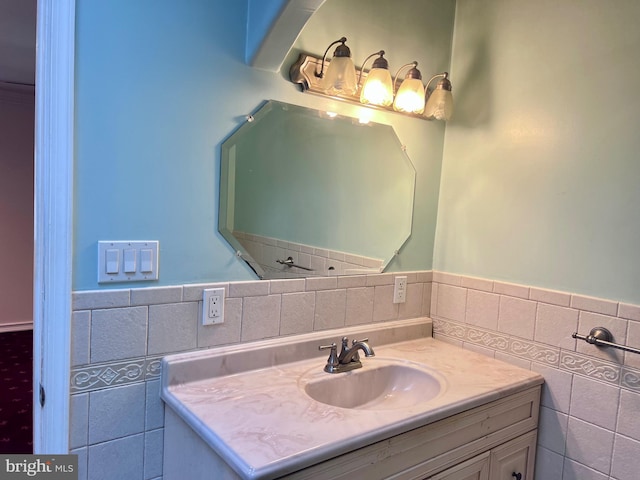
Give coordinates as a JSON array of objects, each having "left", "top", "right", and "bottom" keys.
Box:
[{"left": 0, "top": 322, "right": 33, "bottom": 333}]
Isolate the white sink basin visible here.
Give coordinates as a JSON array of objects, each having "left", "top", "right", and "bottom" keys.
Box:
[{"left": 300, "top": 360, "right": 445, "bottom": 410}]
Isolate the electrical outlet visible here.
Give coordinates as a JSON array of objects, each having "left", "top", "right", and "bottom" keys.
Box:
[
  {"left": 202, "top": 288, "right": 225, "bottom": 325},
  {"left": 393, "top": 276, "right": 407, "bottom": 303}
]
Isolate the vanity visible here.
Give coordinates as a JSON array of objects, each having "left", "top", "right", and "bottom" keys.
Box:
[{"left": 161, "top": 318, "right": 542, "bottom": 479}]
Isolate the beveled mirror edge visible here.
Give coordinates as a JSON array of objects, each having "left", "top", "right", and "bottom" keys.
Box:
[
  {"left": 219, "top": 142, "right": 266, "bottom": 279},
  {"left": 218, "top": 99, "right": 417, "bottom": 280}
]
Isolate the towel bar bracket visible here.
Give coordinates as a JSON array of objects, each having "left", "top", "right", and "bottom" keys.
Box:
[
  {"left": 276, "top": 256, "right": 314, "bottom": 271},
  {"left": 572, "top": 327, "right": 640, "bottom": 355}
]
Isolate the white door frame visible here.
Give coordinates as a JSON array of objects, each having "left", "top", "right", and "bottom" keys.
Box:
[{"left": 33, "top": 0, "right": 75, "bottom": 453}]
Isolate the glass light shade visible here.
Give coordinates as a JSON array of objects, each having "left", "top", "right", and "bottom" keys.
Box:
[
  {"left": 323, "top": 56, "right": 358, "bottom": 96},
  {"left": 393, "top": 78, "right": 426, "bottom": 114},
  {"left": 360, "top": 68, "right": 394, "bottom": 106},
  {"left": 424, "top": 88, "right": 453, "bottom": 121}
]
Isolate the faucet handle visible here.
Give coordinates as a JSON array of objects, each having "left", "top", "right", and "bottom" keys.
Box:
[
  {"left": 319, "top": 343, "right": 339, "bottom": 369},
  {"left": 352, "top": 337, "right": 369, "bottom": 345}
]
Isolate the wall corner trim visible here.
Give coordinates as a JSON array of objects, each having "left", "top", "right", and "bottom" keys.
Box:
[{"left": 246, "top": 0, "right": 327, "bottom": 72}]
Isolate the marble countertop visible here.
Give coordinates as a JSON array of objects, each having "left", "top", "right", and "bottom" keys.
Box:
[{"left": 161, "top": 319, "right": 543, "bottom": 480}]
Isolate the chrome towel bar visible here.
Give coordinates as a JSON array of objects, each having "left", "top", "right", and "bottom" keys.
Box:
[
  {"left": 572, "top": 327, "right": 640, "bottom": 355},
  {"left": 276, "top": 256, "right": 314, "bottom": 271}
]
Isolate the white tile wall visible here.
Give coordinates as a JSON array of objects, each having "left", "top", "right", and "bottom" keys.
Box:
[
  {"left": 147, "top": 303, "right": 198, "bottom": 355},
  {"left": 90, "top": 307, "right": 147, "bottom": 363},
  {"left": 535, "top": 446, "right": 564, "bottom": 479},
  {"left": 534, "top": 304, "right": 578, "bottom": 350},
  {"left": 70, "top": 393, "right": 88, "bottom": 449},
  {"left": 611, "top": 434, "right": 640, "bottom": 479},
  {"left": 617, "top": 389, "right": 640, "bottom": 441},
  {"left": 618, "top": 302, "right": 640, "bottom": 321},
  {"left": 345, "top": 287, "right": 375, "bottom": 325},
  {"left": 431, "top": 271, "right": 640, "bottom": 480},
  {"left": 70, "top": 270, "right": 640, "bottom": 480},
  {"left": 314, "top": 289, "right": 347, "bottom": 330},
  {"left": 498, "top": 296, "right": 537, "bottom": 339},
  {"left": 88, "top": 383, "right": 146, "bottom": 445},
  {"left": 562, "top": 459, "right": 608, "bottom": 480},
  {"left": 280, "top": 292, "right": 315, "bottom": 334},
  {"left": 398, "top": 283, "right": 424, "bottom": 319},
  {"left": 465, "top": 289, "right": 500, "bottom": 330},
  {"left": 538, "top": 406, "right": 568, "bottom": 455},
  {"left": 570, "top": 294, "right": 619, "bottom": 316},
  {"left": 70, "top": 271, "right": 433, "bottom": 480},
  {"left": 241, "top": 294, "right": 282, "bottom": 341},
  {"left": 564, "top": 417, "right": 614, "bottom": 473},
  {"left": 372, "top": 285, "right": 398, "bottom": 321},
  {"left": 530, "top": 363, "right": 572, "bottom": 414},
  {"left": 143, "top": 429, "right": 164, "bottom": 480},
  {"left": 144, "top": 380, "right": 164, "bottom": 431},
  {"left": 87, "top": 434, "right": 144, "bottom": 480},
  {"left": 569, "top": 376, "right": 620, "bottom": 431},
  {"left": 436, "top": 283, "right": 466, "bottom": 321},
  {"left": 529, "top": 287, "right": 571, "bottom": 307},
  {"left": 71, "top": 311, "right": 91, "bottom": 366}
]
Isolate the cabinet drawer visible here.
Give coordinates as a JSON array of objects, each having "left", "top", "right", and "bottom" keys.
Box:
[{"left": 427, "top": 452, "right": 490, "bottom": 480}]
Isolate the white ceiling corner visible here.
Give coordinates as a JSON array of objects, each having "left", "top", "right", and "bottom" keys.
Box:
[{"left": 248, "top": 0, "right": 326, "bottom": 72}]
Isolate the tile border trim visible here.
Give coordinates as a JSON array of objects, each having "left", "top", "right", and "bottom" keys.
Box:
[
  {"left": 71, "top": 356, "right": 163, "bottom": 393},
  {"left": 434, "top": 317, "right": 640, "bottom": 393}
]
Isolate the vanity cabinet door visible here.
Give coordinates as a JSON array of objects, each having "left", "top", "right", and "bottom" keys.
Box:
[
  {"left": 427, "top": 452, "right": 490, "bottom": 480},
  {"left": 488, "top": 430, "right": 537, "bottom": 480}
]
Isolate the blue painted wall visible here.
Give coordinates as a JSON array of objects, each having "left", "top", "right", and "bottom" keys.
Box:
[
  {"left": 436, "top": 0, "right": 640, "bottom": 303},
  {"left": 75, "top": 0, "right": 640, "bottom": 302},
  {"left": 73, "top": 0, "right": 454, "bottom": 290}
]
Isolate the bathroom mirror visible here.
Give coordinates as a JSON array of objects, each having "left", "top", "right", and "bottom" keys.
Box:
[{"left": 219, "top": 100, "right": 416, "bottom": 279}]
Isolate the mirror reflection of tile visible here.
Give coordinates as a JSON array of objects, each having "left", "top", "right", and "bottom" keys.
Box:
[{"left": 234, "top": 231, "right": 383, "bottom": 278}]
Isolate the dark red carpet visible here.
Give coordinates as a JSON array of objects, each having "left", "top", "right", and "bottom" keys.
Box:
[{"left": 0, "top": 329, "right": 33, "bottom": 453}]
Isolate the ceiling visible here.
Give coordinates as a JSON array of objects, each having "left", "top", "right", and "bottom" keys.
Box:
[{"left": 0, "top": 0, "right": 36, "bottom": 85}]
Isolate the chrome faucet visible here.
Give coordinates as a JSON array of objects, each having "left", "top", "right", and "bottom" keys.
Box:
[{"left": 319, "top": 337, "right": 375, "bottom": 373}]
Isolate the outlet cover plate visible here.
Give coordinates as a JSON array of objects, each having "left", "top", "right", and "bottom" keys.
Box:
[
  {"left": 203, "top": 288, "right": 225, "bottom": 325},
  {"left": 393, "top": 275, "right": 407, "bottom": 303}
]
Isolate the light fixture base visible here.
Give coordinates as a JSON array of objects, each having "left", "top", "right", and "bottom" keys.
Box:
[{"left": 289, "top": 53, "right": 432, "bottom": 121}]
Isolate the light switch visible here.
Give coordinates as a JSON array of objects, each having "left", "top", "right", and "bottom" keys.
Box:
[
  {"left": 98, "top": 241, "right": 159, "bottom": 283},
  {"left": 140, "top": 248, "right": 153, "bottom": 273},
  {"left": 105, "top": 249, "right": 119, "bottom": 274},
  {"left": 124, "top": 248, "right": 137, "bottom": 273}
]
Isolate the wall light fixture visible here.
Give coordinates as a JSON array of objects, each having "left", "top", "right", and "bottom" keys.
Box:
[
  {"left": 289, "top": 37, "right": 453, "bottom": 121},
  {"left": 316, "top": 37, "right": 358, "bottom": 96},
  {"left": 359, "top": 50, "right": 393, "bottom": 107},
  {"left": 393, "top": 62, "right": 426, "bottom": 114},
  {"left": 424, "top": 72, "right": 453, "bottom": 121}
]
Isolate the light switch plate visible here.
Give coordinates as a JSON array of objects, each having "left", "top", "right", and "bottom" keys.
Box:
[{"left": 98, "top": 241, "right": 159, "bottom": 283}]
